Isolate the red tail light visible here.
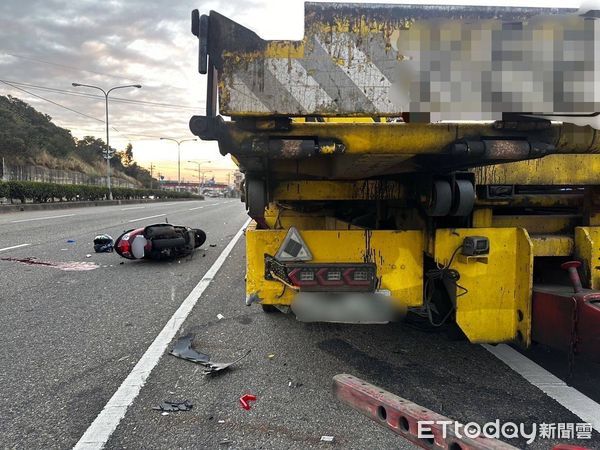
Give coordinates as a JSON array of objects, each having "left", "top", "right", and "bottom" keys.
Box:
[{"left": 286, "top": 264, "right": 376, "bottom": 292}]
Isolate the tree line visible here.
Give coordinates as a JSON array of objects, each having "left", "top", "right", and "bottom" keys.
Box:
[{"left": 0, "top": 95, "right": 155, "bottom": 187}]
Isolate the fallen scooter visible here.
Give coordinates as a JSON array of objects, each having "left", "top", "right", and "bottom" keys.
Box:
[{"left": 114, "top": 223, "right": 206, "bottom": 260}]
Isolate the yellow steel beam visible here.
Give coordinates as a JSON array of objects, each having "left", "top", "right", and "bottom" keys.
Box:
[
  {"left": 472, "top": 208, "right": 493, "bottom": 227},
  {"left": 575, "top": 227, "right": 600, "bottom": 290},
  {"left": 476, "top": 194, "right": 583, "bottom": 209},
  {"left": 224, "top": 121, "right": 600, "bottom": 155},
  {"left": 530, "top": 235, "right": 574, "bottom": 257},
  {"left": 273, "top": 180, "right": 406, "bottom": 201},
  {"left": 492, "top": 215, "right": 577, "bottom": 234},
  {"left": 263, "top": 203, "right": 327, "bottom": 230},
  {"left": 476, "top": 154, "right": 600, "bottom": 185},
  {"left": 434, "top": 228, "right": 533, "bottom": 345}
]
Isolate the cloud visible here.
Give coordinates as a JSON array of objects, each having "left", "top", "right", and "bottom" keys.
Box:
[{"left": 0, "top": 0, "right": 265, "bottom": 177}]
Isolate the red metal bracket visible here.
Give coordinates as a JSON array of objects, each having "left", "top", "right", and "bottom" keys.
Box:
[
  {"left": 532, "top": 261, "right": 600, "bottom": 363},
  {"left": 333, "top": 374, "right": 517, "bottom": 450}
]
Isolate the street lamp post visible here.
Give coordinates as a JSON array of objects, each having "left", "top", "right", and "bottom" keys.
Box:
[
  {"left": 188, "top": 160, "right": 212, "bottom": 195},
  {"left": 72, "top": 82, "right": 141, "bottom": 200},
  {"left": 200, "top": 170, "right": 213, "bottom": 186},
  {"left": 160, "top": 138, "right": 197, "bottom": 191}
]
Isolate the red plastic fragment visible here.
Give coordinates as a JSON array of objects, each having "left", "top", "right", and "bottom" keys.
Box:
[{"left": 239, "top": 394, "right": 257, "bottom": 410}]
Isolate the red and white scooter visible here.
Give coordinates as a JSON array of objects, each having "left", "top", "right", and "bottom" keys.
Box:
[{"left": 115, "top": 223, "right": 206, "bottom": 260}]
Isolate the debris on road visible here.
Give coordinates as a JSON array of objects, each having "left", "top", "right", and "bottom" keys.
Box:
[
  {"left": 202, "top": 350, "right": 251, "bottom": 375},
  {"left": 170, "top": 334, "right": 251, "bottom": 375},
  {"left": 219, "top": 439, "right": 232, "bottom": 445},
  {"left": 217, "top": 313, "right": 224, "bottom": 320},
  {"left": 0, "top": 257, "right": 99, "bottom": 271},
  {"left": 239, "top": 393, "right": 257, "bottom": 410},
  {"left": 86, "top": 254, "right": 92, "bottom": 258},
  {"left": 152, "top": 400, "right": 194, "bottom": 412},
  {"left": 66, "top": 239, "right": 76, "bottom": 244},
  {"left": 93, "top": 234, "right": 114, "bottom": 253},
  {"left": 267, "top": 354, "right": 275, "bottom": 359},
  {"left": 209, "top": 244, "right": 217, "bottom": 247},
  {"left": 169, "top": 334, "right": 210, "bottom": 363},
  {"left": 320, "top": 436, "right": 335, "bottom": 443}
]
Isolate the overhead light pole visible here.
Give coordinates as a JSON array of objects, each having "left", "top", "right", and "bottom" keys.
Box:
[
  {"left": 188, "top": 160, "right": 212, "bottom": 194},
  {"left": 160, "top": 138, "right": 197, "bottom": 191},
  {"left": 201, "top": 170, "right": 213, "bottom": 186},
  {"left": 72, "top": 82, "right": 141, "bottom": 200}
]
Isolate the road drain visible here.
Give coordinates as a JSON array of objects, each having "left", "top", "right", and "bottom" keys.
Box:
[{"left": 0, "top": 257, "right": 99, "bottom": 271}]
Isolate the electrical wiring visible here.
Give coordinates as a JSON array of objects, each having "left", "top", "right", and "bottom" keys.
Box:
[
  {"left": 412, "top": 244, "right": 468, "bottom": 327},
  {"left": 0, "top": 80, "right": 104, "bottom": 123},
  {"left": 269, "top": 270, "right": 299, "bottom": 292},
  {"left": 0, "top": 79, "right": 203, "bottom": 110}
]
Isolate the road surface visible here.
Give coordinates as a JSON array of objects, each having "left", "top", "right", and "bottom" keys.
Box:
[{"left": 0, "top": 198, "right": 598, "bottom": 449}]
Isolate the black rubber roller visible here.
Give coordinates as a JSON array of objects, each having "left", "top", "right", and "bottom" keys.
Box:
[
  {"left": 450, "top": 179, "right": 475, "bottom": 217},
  {"left": 425, "top": 180, "right": 452, "bottom": 216}
]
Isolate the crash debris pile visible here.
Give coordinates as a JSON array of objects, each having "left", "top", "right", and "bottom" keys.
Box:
[{"left": 169, "top": 334, "right": 250, "bottom": 375}]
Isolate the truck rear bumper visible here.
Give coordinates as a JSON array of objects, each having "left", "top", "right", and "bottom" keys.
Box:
[
  {"left": 246, "top": 223, "right": 532, "bottom": 344},
  {"left": 245, "top": 224, "right": 425, "bottom": 312}
]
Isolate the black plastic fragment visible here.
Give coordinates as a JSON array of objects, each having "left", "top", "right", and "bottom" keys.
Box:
[
  {"left": 202, "top": 349, "right": 251, "bottom": 375},
  {"left": 152, "top": 400, "right": 194, "bottom": 412},
  {"left": 169, "top": 334, "right": 210, "bottom": 363},
  {"left": 170, "top": 334, "right": 250, "bottom": 375}
]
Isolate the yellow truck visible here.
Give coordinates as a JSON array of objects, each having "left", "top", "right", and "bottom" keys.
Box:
[{"left": 189, "top": 2, "right": 600, "bottom": 360}]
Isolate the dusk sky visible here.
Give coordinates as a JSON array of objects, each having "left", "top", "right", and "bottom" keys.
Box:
[{"left": 0, "top": 0, "right": 583, "bottom": 181}]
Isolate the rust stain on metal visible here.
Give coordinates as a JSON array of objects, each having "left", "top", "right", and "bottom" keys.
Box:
[
  {"left": 280, "top": 140, "right": 304, "bottom": 158},
  {"left": 486, "top": 140, "right": 530, "bottom": 160}
]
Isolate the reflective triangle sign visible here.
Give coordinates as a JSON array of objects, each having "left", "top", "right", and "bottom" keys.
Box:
[{"left": 275, "top": 227, "right": 312, "bottom": 261}]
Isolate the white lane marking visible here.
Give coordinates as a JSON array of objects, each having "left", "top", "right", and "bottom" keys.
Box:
[
  {"left": 11, "top": 214, "right": 76, "bottom": 223},
  {"left": 127, "top": 214, "right": 166, "bottom": 223},
  {"left": 120, "top": 206, "right": 145, "bottom": 211},
  {"left": 484, "top": 344, "right": 600, "bottom": 432},
  {"left": 0, "top": 243, "right": 31, "bottom": 252},
  {"left": 148, "top": 202, "right": 179, "bottom": 207},
  {"left": 188, "top": 203, "right": 221, "bottom": 211},
  {"left": 73, "top": 218, "right": 251, "bottom": 449}
]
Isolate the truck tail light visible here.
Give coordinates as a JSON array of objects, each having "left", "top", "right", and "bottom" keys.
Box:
[{"left": 286, "top": 264, "right": 376, "bottom": 292}]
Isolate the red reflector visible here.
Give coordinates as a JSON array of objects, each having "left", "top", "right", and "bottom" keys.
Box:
[{"left": 285, "top": 263, "right": 376, "bottom": 292}]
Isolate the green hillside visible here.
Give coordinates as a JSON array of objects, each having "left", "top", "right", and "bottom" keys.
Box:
[{"left": 0, "top": 95, "right": 154, "bottom": 187}]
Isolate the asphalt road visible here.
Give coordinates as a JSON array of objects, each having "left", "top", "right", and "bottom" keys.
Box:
[{"left": 1, "top": 199, "right": 599, "bottom": 449}]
